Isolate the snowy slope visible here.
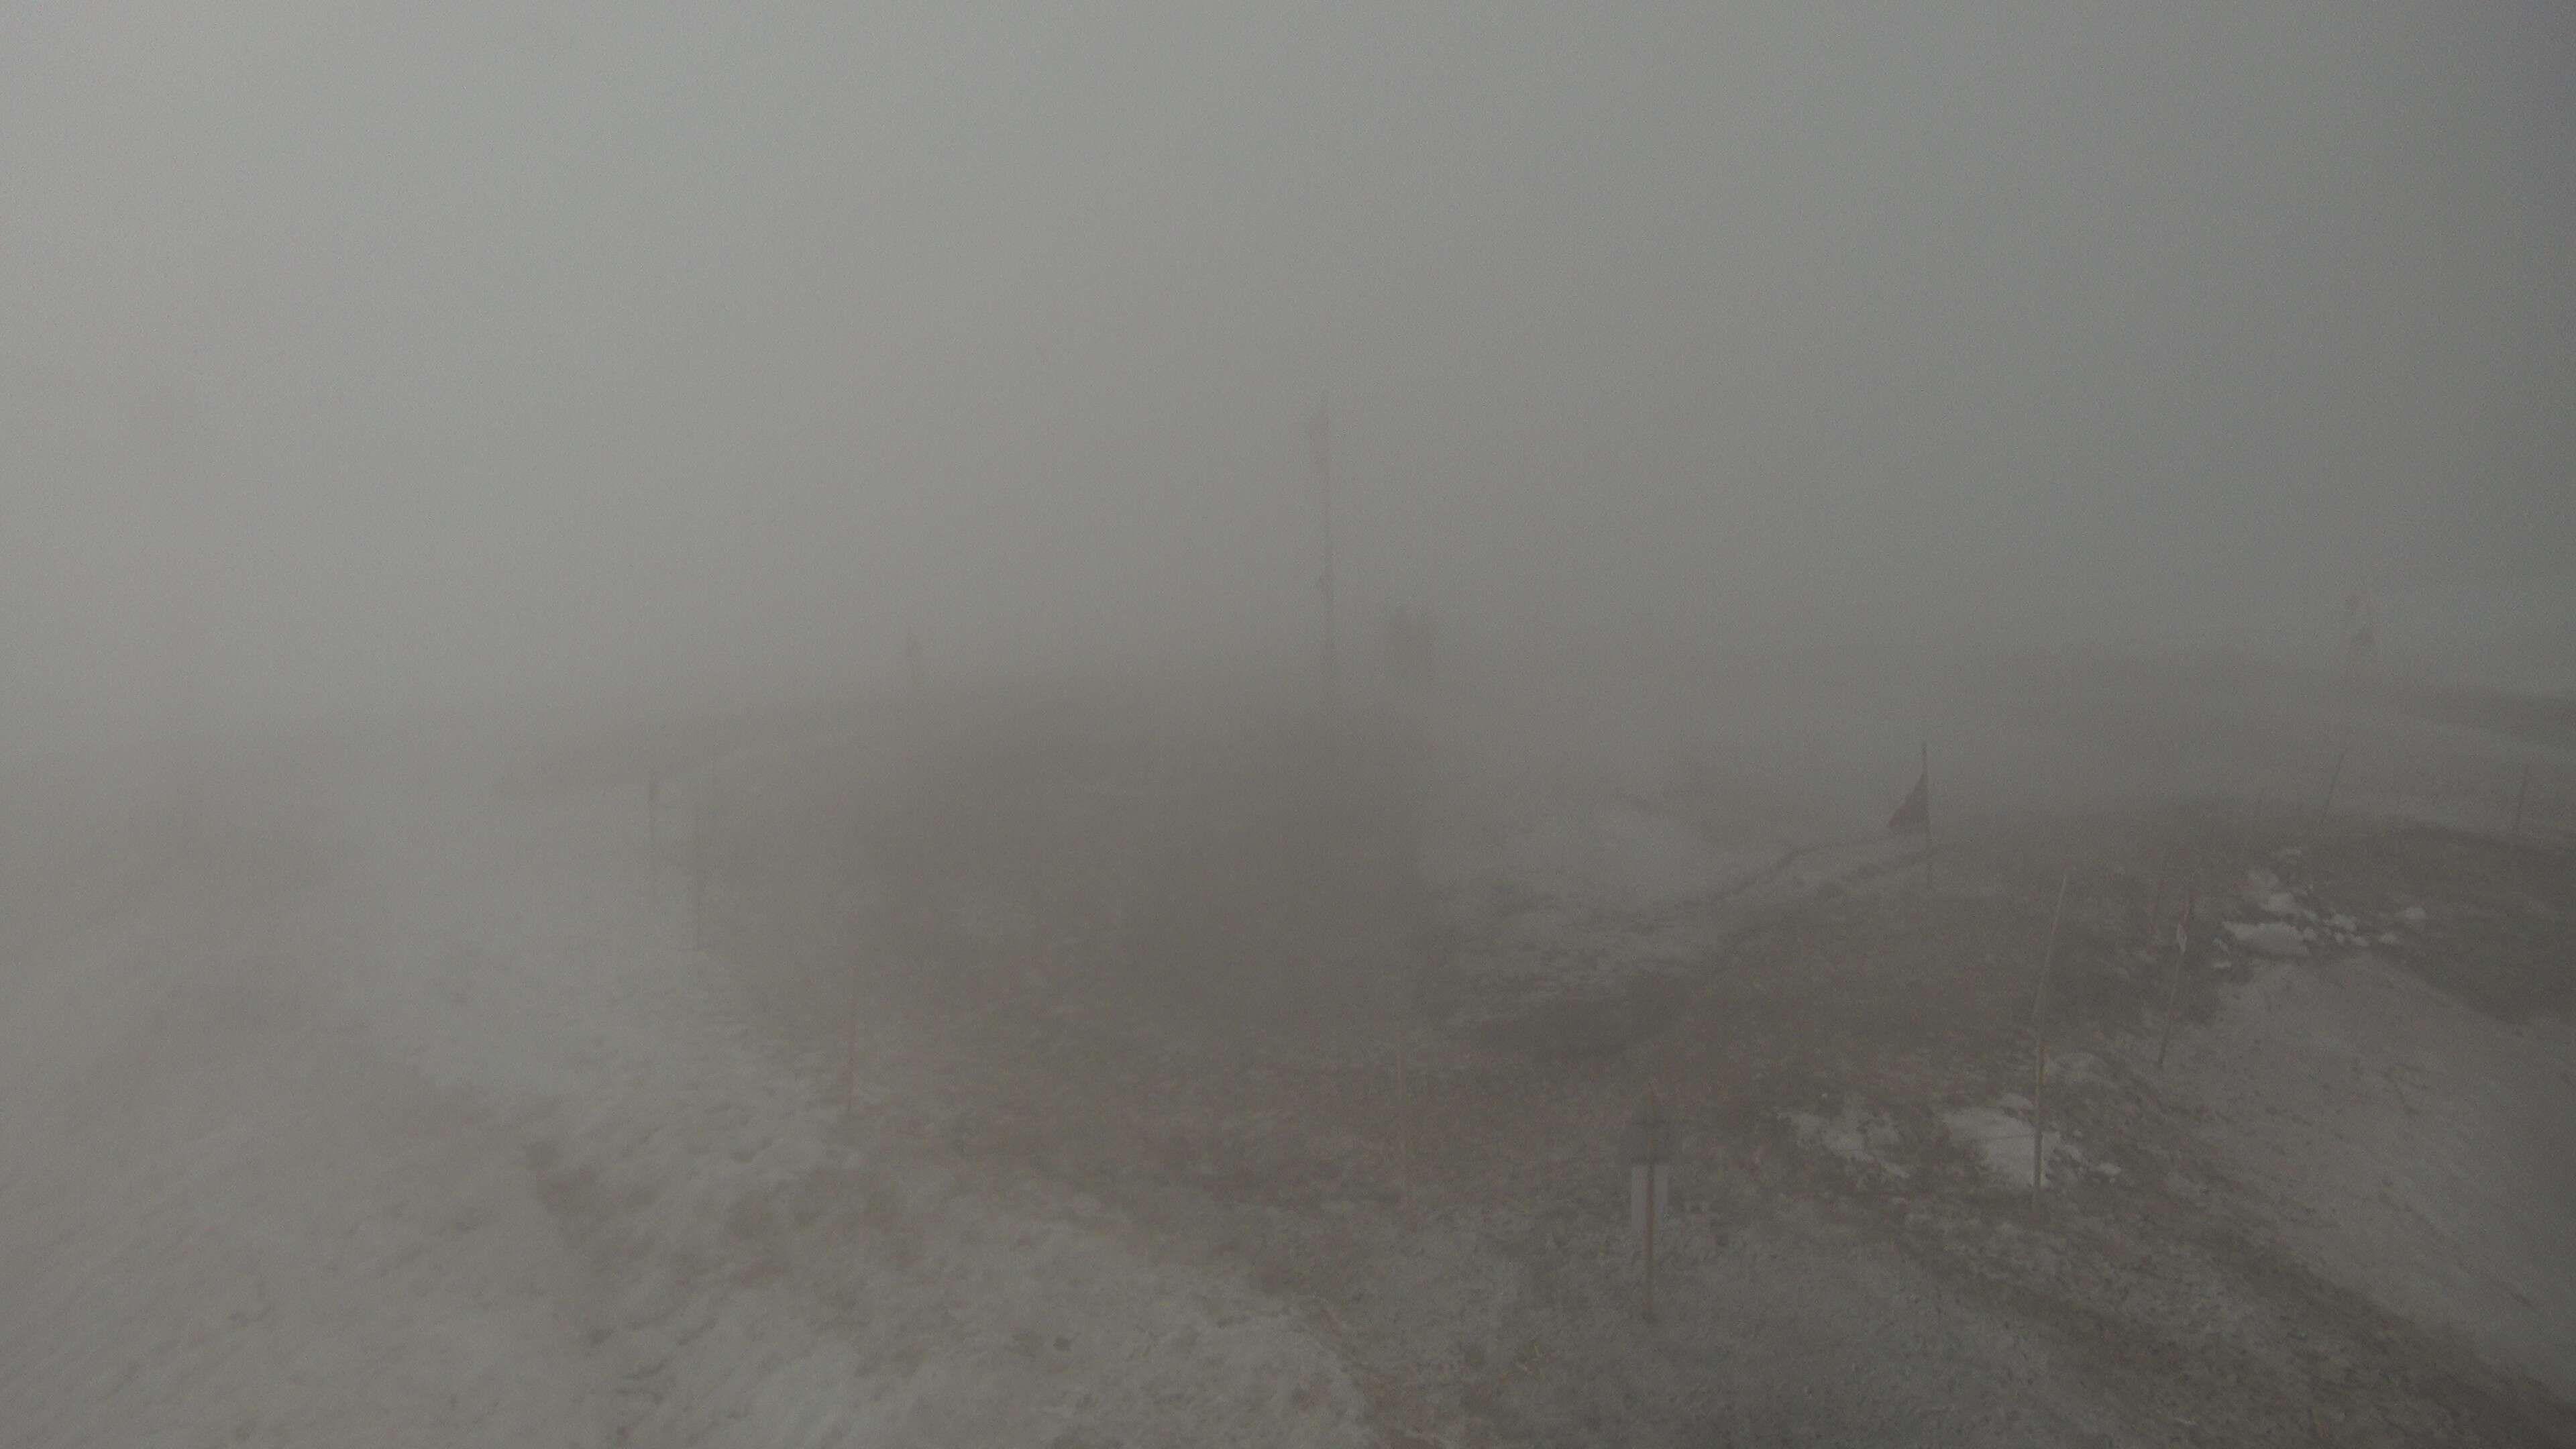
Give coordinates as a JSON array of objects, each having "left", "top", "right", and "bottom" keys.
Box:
[
  {"left": 1, "top": 761, "right": 1368, "bottom": 1447},
  {"left": 2167, "top": 955, "right": 2576, "bottom": 1401}
]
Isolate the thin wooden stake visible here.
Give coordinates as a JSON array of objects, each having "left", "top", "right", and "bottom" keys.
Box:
[
  {"left": 2320, "top": 736, "right": 2352, "bottom": 816},
  {"left": 1307, "top": 394, "right": 1337, "bottom": 716},
  {"left": 1626, "top": 1095, "right": 1672, "bottom": 1323},
  {"left": 1394, "top": 986, "right": 1411, "bottom": 1220},
  {"left": 2510, "top": 761, "right": 2532, "bottom": 838},
  {"left": 690, "top": 798, "right": 707, "bottom": 949},
  {"left": 2156, "top": 890, "right": 2196, "bottom": 1069},
  {"left": 845, "top": 951, "right": 866, "bottom": 1114},
  {"left": 2031, "top": 870, "right": 2070, "bottom": 1198},
  {"left": 1642, "top": 1152, "right": 1657, "bottom": 1322},
  {"left": 1921, "top": 739, "right": 1935, "bottom": 897}
]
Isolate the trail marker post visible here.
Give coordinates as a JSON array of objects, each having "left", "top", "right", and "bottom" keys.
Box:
[
  {"left": 2148, "top": 841, "right": 2178, "bottom": 930},
  {"left": 847, "top": 951, "right": 867, "bottom": 1114},
  {"left": 2320, "top": 736, "right": 2353, "bottom": 816},
  {"left": 690, "top": 797, "right": 707, "bottom": 949},
  {"left": 1305, "top": 395, "right": 1337, "bottom": 716},
  {"left": 1625, "top": 1095, "right": 1674, "bottom": 1321},
  {"left": 1395, "top": 1022, "right": 1409, "bottom": 1219},
  {"left": 2155, "top": 890, "right": 2196, "bottom": 1069},
  {"left": 1391, "top": 971, "right": 1414, "bottom": 1220},
  {"left": 2031, "top": 871, "right": 2070, "bottom": 1199}
]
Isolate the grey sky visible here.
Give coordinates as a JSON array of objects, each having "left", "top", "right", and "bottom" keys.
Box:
[{"left": 5, "top": 1, "right": 2571, "bottom": 735}]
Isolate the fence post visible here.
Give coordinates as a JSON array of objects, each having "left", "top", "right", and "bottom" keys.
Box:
[
  {"left": 2031, "top": 870, "right": 2070, "bottom": 1199},
  {"left": 847, "top": 949, "right": 867, "bottom": 1114},
  {"left": 2320, "top": 737, "right": 2352, "bottom": 816},
  {"left": 2155, "top": 891, "right": 2195, "bottom": 1069},
  {"left": 1393, "top": 974, "right": 1412, "bottom": 1222},
  {"left": 1626, "top": 1096, "right": 1673, "bottom": 1322}
]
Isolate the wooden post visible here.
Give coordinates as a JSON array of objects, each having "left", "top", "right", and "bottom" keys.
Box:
[
  {"left": 1921, "top": 739, "right": 1935, "bottom": 898},
  {"left": 2320, "top": 736, "right": 2352, "bottom": 816},
  {"left": 2031, "top": 870, "right": 2069, "bottom": 1197},
  {"left": 1626, "top": 1095, "right": 1672, "bottom": 1322},
  {"left": 1393, "top": 974, "right": 1411, "bottom": 1220},
  {"left": 1642, "top": 1159, "right": 1656, "bottom": 1322},
  {"left": 2510, "top": 761, "right": 2532, "bottom": 839},
  {"left": 2155, "top": 890, "right": 2195, "bottom": 1069},
  {"left": 645, "top": 769, "right": 659, "bottom": 904},
  {"left": 846, "top": 951, "right": 867, "bottom": 1114},
  {"left": 1306, "top": 394, "right": 1337, "bottom": 716},
  {"left": 1395, "top": 1030, "right": 1409, "bottom": 1217},
  {"left": 690, "top": 797, "right": 706, "bottom": 949},
  {"left": 2148, "top": 841, "right": 2177, "bottom": 929}
]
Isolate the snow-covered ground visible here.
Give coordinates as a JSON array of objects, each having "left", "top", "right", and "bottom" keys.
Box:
[
  {"left": 10, "top": 653, "right": 2569, "bottom": 1445},
  {"left": 2166, "top": 953, "right": 2576, "bottom": 1402},
  {"left": 0, "top": 759, "right": 1368, "bottom": 1447}
]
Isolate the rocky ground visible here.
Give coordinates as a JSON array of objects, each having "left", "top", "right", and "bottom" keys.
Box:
[{"left": 693, "top": 685, "right": 2576, "bottom": 1447}]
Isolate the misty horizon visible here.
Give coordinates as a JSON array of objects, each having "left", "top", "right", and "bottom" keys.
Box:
[{"left": 6, "top": 1, "right": 2572, "bottom": 749}]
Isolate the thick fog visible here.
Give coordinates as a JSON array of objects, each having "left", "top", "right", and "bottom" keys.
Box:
[
  {"left": 15, "top": 9, "right": 2576, "bottom": 1447},
  {"left": 6, "top": 3, "right": 2573, "bottom": 736}
]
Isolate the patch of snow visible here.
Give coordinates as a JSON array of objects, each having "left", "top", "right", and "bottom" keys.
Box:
[
  {"left": 2043, "top": 1050, "right": 2107, "bottom": 1087},
  {"left": 1943, "top": 1107, "right": 2089, "bottom": 1188},
  {"left": 0, "top": 765, "right": 1375, "bottom": 1449},
  {"left": 2165, "top": 958, "right": 2576, "bottom": 1399},
  {"left": 1788, "top": 1103, "right": 1909, "bottom": 1180},
  {"left": 2224, "top": 920, "right": 2309, "bottom": 959}
]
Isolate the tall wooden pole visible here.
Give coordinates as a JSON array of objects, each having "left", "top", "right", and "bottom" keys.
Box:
[
  {"left": 690, "top": 796, "right": 707, "bottom": 949},
  {"left": 1391, "top": 969, "right": 1411, "bottom": 1220},
  {"left": 847, "top": 951, "right": 867, "bottom": 1114},
  {"left": 1921, "top": 739, "right": 1934, "bottom": 896},
  {"left": 2031, "top": 870, "right": 2069, "bottom": 1198},
  {"left": 2155, "top": 890, "right": 2195, "bottom": 1069},
  {"left": 1395, "top": 1017, "right": 1409, "bottom": 1219},
  {"left": 1307, "top": 394, "right": 1337, "bottom": 716},
  {"left": 1642, "top": 1155, "right": 1656, "bottom": 1322},
  {"left": 2320, "top": 735, "right": 2352, "bottom": 815},
  {"left": 1629, "top": 1092, "right": 1670, "bottom": 1322}
]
